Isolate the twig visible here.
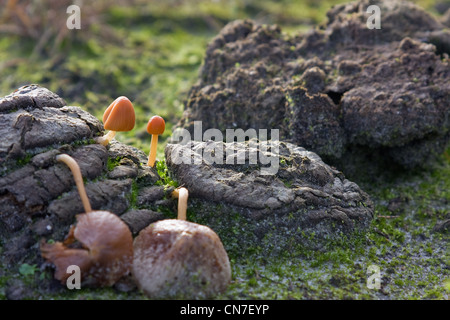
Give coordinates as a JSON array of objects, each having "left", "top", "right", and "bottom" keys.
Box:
[{"left": 372, "top": 227, "right": 391, "bottom": 242}]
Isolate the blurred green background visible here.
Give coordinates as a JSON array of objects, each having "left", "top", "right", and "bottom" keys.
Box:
[{"left": 0, "top": 0, "right": 446, "bottom": 156}]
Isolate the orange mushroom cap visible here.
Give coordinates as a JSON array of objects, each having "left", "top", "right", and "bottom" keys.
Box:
[
  {"left": 146, "top": 115, "right": 165, "bottom": 135},
  {"left": 103, "top": 96, "right": 135, "bottom": 132}
]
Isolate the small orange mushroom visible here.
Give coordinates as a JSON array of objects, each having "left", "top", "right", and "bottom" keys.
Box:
[
  {"left": 146, "top": 115, "right": 165, "bottom": 167},
  {"left": 96, "top": 96, "right": 135, "bottom": 146},
  {"left": 40, "top": 154, "right": 133, "bottom": 287}
]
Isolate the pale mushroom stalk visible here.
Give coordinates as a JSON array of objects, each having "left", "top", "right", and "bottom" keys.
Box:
[
  {"left": 96, "top": 130, "right": 116, "bottom": 146},
  {"left": 172, "top": 187, "right": 189, "bottom": 220},
  {"left": 56, "top": 154, "right": 92, "bottom": 213}
]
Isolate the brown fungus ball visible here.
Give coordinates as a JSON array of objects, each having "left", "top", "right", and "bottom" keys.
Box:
[
  {"left": 40, "top": 210, "right": 133, "bottom": 287},
  {"left": 132, "top": 219, "right": 231, "bottom": 299}
]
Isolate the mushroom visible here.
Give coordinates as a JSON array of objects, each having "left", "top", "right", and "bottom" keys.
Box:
[
  {"left": 96, "top": 96, "right": 135, "bottom": 146},
  {"left": 132, "top": 219, "right": 231, "bottom": 299},
  {"left": 132, "top": 185, "right": 231, "bottom": 299},
  {"left": 54, "top": 154, "right": 92, "bottom": 213},
  {"left": 171, "top": 187, "right": 189, "bottom": 220},
  {"left": 146, "top": 115, "right": 165, "bottom": 167},
  {"left": 40, "top": 153, "right": 133, "bottom": 287}
]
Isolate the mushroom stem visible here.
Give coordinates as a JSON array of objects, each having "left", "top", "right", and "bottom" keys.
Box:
[
  {"left": 96, "top": 130, "right": 116, "bottom": 146},
  {"left": 56, "top": 154, "right": 92, "bottom": 213},
  {"left": 147, "top": 134, "right": 158, "bottom": 167},
  {"left": 172, "top": 187, "right": 189, "bottom": 220}
]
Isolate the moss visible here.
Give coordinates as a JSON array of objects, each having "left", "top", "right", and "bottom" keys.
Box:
[
  {"left": 127, "top": 180, "right": 139, "bottom": 209},
  {"left": 155, "top": 158, "right": 178, "bottom": 188},
  {"left": 16, "top": 153, "right": 32, "bottom": 166},
  {"left": 107, "top": 156, "right": 122, "bottom": 171},
  {"left": 71, "top": 138, "right": 97, "bottom": 147}
]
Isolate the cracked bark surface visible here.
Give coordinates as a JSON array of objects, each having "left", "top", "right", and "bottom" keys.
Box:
[
  {"left": 165, "top": 140, "right": 374, "bottom": 243},
  {"left": 0, "top": 85, "right": 163, "bottom": 267},
  {"left": 176, "top": 0, "right": 450, "bottom": 171},
  {"left": 0, "top": 85, "right": 102, "bottom": 171},
  {"left": 1, "top": 85, "right": 375, "bottom": 269}
]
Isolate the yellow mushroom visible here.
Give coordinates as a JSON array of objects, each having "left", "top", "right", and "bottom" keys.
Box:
[{"left": 146, "top": 115, "right": 165, "bottom": 167}]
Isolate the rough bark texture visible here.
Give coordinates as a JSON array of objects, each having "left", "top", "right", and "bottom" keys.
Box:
[
  {"left": 165, "top": 140, "right": 374, "bottom": 243},
  {"left": 0, "top": 85, "right": 163, "bottom": 270},
  {"left": 176, "top": 0, "right": 450, "bottom": 172}
]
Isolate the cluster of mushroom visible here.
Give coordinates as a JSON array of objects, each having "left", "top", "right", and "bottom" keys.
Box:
[
  {"left": 40, "top": 96, "right": 231, "bottom": 299},
  {"left": 95, "top": 96, "right": 166, "bottom": 168}
]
